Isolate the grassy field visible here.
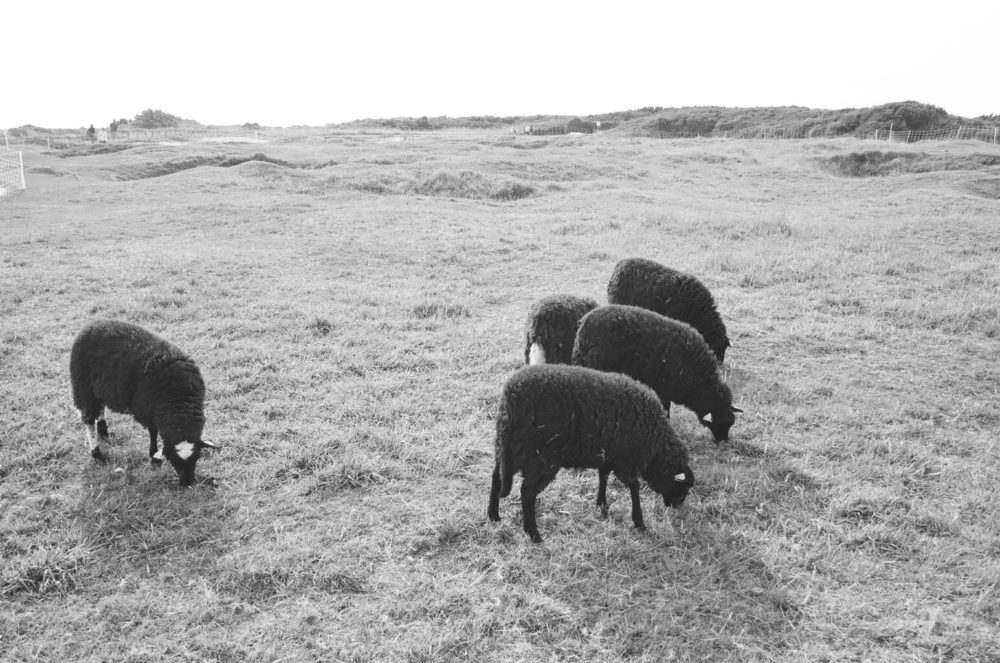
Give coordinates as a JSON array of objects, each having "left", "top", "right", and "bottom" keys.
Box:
[{"left": 1, "top": 129, "right": 998, "bottom": 662}]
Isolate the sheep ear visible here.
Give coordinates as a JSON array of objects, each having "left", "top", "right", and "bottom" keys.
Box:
[
  {"left": 731, "top": 406, "right": 744, "bottom": 414},
  {"left": 673, "top": 473, "right": 686, "bottom": 482},
  {"left": 199, "top": 439, "right": 218, "bottom": 450}
]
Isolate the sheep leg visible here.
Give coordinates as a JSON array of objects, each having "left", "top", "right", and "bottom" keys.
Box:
[
  {"left": 96, "top": 406, "right": 109, "bottom": 440},
  {"left": 79, "top": 406, "right": 107, "bottom": 464},
  {"left": 148, "top": 427, "right": 163, "bottom": 466},
  {"left": 596, "top": 463, "right": 611, "bottom": 516},
  {"left": 520, "top": 469, "right": 557, "bottom": 543},
  {"left": 487, "top": 462, "right": 501, "bottom": 522},
  {"left": 627, "top": 482, "right": 646, "bottom": 531},
  {"left": 83, "top": 420, "right": 107, "bottom": 463},
  {"left": 520, "top": 485, "right": 542, "bottom": 543}
]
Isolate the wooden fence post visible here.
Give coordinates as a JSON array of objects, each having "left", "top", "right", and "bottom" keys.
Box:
[{"left": 956, "top": 126, "right": 962, "bottom": 140}]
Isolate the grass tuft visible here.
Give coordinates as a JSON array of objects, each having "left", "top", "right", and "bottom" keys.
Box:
[
  {"left": 1, "top": 544, "right": 88, "bottom": 597},
  {"left": 412, "top": 302, "right": 472, "bottom": 319},
  {"left": 307, "top": 316, "right": 333, "bottom": 336},
  {"left": 217, "top": 565, "right": 366, "bottom": 601}
]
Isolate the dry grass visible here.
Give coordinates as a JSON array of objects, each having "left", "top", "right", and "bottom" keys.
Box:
[{"left": 1, "top": 130, "right": 998, "bottom": 661}]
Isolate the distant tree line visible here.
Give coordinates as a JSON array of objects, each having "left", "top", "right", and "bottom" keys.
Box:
[{"left": 639, "top": 101, "right": 996, "bottom": 138}]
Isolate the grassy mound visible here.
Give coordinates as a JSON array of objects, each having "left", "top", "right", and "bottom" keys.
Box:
[
  {"left": 345, "top": 168, "right": 535, "bottom": 201},
  {"left": 113, "top": 156, "right": 222, "bottom": 180},
  {"left": 26, "top": 166, "right": 79, "bottom": 179},
  {"left": 52, "top": 143, "right": 133, "bottom": 158},
  {"left": 821, "top": 151, "right": 1000, "bottom": 177},
  {"left": 414, "top": 169, "right": 534, "bottom": 200},
  {"left": 217, "top": 153, "right": 295, "bottom": 168}
]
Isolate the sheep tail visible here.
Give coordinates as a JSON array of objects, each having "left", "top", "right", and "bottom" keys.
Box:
[
  {"left": 498, "top": 438, "right": 514, "bottom": 498},
  {"left": 496, "top": 410, "right": 514, "bottom": 498}
]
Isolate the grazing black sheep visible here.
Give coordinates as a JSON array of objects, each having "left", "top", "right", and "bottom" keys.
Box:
[
  {"left": 70, "top": 320, "right": 216, "bottom": 486},
  {"left": 524, "top": 294, "right": 599, "bottom": 365},
  {"left": 572, "top": 304, "right": 742, "bottom": 443},
  {"left": 487, "top": 364, "right": 694, "bottom": 543},
  {"left": 607, "top": 257, "right": 731, "bottom": 362}
]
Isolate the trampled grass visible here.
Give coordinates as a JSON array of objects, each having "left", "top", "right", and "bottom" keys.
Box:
[{"left": 1, "top": 130, "right": 998, "bottom": 661}]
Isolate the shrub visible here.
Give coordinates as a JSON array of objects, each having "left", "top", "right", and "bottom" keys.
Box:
[
  {"left": 132, "top": 109, "right": 182, "bottom": 129},
  {"left": 566, "top": 117, "right": 596, "bottom": 133}
]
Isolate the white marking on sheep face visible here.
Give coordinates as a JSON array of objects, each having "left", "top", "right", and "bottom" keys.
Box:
[
  {"left": 175, "top": 441, "right": 195, "bottom": 460},
  {"left": 674, "top": 473, "right": 686, "bottom": 482},
  {"left": 528, "top": 343, "right": 546, "bottom": 365}
]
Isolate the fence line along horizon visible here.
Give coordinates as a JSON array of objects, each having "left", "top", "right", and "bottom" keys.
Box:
[{"left": 0, "top": 139, "right": 26, "bottom": 201}]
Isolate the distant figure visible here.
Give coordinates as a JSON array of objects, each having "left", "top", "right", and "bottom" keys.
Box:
[
  {"left": 109, "top": 120, "right": 118, "bottom": 140},
  {"left": 97, "top": 128, "right": 108, "bottom": 144},
  {"left": 87, "top": 124, "right": 96, "bottom": 143},
  {"left": 525, "top": 124, "right": 532, "bottom": 135}
]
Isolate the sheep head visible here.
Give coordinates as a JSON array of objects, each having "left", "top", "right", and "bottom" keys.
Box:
[{"left": 164, "top": 439, "right": 218, "bottom": 486}]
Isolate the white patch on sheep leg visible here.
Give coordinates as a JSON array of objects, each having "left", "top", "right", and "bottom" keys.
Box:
[
  {"left": 83, "top": 419, "right": 99, "bottom": 452},
  {"left": 152, "top": 446, "right": 164, "bottom": 461},
  {"left": 528, "top": 342, "right": 546, "bottom": 365},
  {"left": 175, "top": 441, "right": 195, "bottom": 460},
  {"left": 82, "top": 415, "right": 107, "bottom": 462}
]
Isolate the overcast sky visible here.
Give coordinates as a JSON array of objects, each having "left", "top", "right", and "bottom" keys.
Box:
[{"left": 5, "top": 0, "right": 996, "bottom": 129}]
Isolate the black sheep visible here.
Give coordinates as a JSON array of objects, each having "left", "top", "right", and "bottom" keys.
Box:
[
  {"left": 607, "top": 257, "right": 731, "bottom": 362},
  {"left": 487, "top": 364, "right": 694, "bottom": 543},
  {"left": 524, "top": 294, "right": 599, "bottom": 365},
  {"left": 69, "top": 320, "right": 216, "bottom": 486},
  {"left": 572, "top": 304, "right": 742, "bottom": 443}
]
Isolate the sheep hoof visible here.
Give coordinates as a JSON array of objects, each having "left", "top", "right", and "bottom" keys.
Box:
[
  {"left": 96, "top": 420, "right": 109, "bottom": 439},
  {"left": 150, "top": 456, "right": 163, "bottom": 467},
  {"left": 91, "top": 448, "right": 108, "bottom": 464},
  {"left": 599, "top": 505, "right": 609, "bottom": 518},
  {"left": 487, "top": 511, "right": 500, "bottom": 523},
  {"left": 529, "top": 533, "right": 543, "bottom": 544}
]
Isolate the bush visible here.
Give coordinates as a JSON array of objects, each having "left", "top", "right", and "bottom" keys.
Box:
[
  {"left": 132, "top": 109, "right": 181, "bottom": 129},
  {"left": 566, "top": 117, "right": 596, "bottom": 133}
]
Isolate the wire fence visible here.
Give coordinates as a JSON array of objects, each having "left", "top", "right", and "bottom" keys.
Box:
[
  {"left": 864, "top": 126, "right": 1000, "bottom": 144},
  {"left": 650, "top": 127, "right": 816, "bottom": 140},
  {"left": 0, "top": 146, "right": 26, "bottom": 201},
  {"left": 4, "top": 122, "right": 998, "bottom": 153},
  {"left": 1, "top": 125, "right": 263, "bottom": 150},
  {"left": 647, "top": 125, "right": 1000, "bottom": 144}
]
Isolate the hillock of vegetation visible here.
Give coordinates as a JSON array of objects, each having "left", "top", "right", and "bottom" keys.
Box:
[
  {"left": 7, "top": 101, "right": 996, "bottom": 140},
  {"left": 623, "top": 101, "right": 997, "bottom": 138},
  {"left": 821, "top": 150, "right": 1000, "bottom": 177},
  {"left": 332, "top": 101, "right": 996, "bottom": 138}
]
